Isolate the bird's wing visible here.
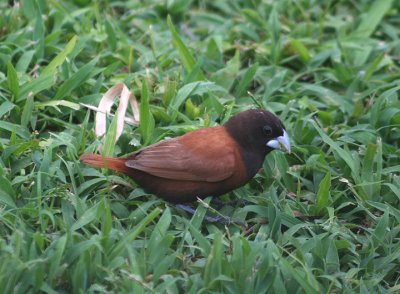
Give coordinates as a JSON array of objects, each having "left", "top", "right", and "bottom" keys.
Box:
[{"left": 125, "top": 127, "right": 236, "bottom": 182}]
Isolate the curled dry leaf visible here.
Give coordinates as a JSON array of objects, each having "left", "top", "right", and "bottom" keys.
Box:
[{"left": 80, "top": 83, "right": 140, "bottom": 147}]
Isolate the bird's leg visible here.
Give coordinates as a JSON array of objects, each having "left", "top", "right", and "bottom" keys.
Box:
[
  {"left": 176, "top": 204, "right": 222, "bottom": 223},
  {"left": 175, "top": 204, "right": 245, "bottom": 226}
]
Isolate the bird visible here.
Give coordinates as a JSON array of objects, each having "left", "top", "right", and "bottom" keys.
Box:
[{"left": 80, "top": 108, "right": 291, "bottom": 203}]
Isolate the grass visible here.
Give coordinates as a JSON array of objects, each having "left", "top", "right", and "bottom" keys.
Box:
[{"left": 1, "top": 0, "right": 400, "bottom": 293}]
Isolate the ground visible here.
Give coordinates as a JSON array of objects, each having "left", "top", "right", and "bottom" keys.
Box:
[{"left": 0, "top": 0, "right": 399, "bottom": 293}]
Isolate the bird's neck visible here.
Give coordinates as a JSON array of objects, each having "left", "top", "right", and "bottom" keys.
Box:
[
  {"left": 239, "top": 148, "right": 267, "bottom": 178},
  {"left": 224, "top": 123, "right": 267, "bottom": 178}
]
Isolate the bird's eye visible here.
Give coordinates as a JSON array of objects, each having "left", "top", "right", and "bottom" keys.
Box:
[{"left": 263, "top": 125, "right": 272, "bottom": 135}]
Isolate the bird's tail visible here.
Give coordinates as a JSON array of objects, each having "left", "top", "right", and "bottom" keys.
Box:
[{"left": 80, "top": 154, "right": 129, "bottom": 173}]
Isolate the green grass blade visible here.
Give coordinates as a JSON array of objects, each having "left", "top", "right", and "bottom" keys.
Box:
[
  {"left": 71, "top": 201, "right": 104, "bottom": 231},
  {"left": 356, "top": 0, "right": 393, "bottom": 37},
  {"left": 289, "top": 39, "right": 311, "bottom": 63},
  {"left": 280, "top": 258, "right": 319, "bottom": 294},
  {"left": 42, "top": 35, "right": 77, "bottom": 76},
  {"left": 203, "top": 231, "right": 223, "bottom": 286},
  {"left": 53, "top": 58, "right": 99, "bottom": 100},
  {"left": 139, "top": 79, "right": 155, "bottom": 145},
  {"left": 235, "top": 62, "right": 258, "bottom": 97},
  {"left": 168, "top": 81, "right": 227, "bottom": 115},
  {"left": 0, "top": 181, "right": 16, "bottom": 208},
  {"left": 109, "top": 208, "right": 161, "bottom": 260},
  {"left": 102, "top": 113, "right": 118, "bottom": 157},
  {"left": 167, "top": 15, "right": 204, "bottom": 80},
  {"left": 7, "top": 62, "right": 19, "bottom": 100},
  {"left": 35, "top": 100, "right": 81, "bottom": 112},
  {"left": 16, "top": 50, "right": 35, "bottom": 73},
  {"left": 362, "top": 143, "right": 378, "bottom": 199},
  {"left": 372, "top": 212, "right": 389, "bottom": 248},
  {"left": 0, "top": 120, "right": 30, "bottom": 139},
  {"left": 181, "top": 218, "right": 211, "bottom": 255},
  {"left": 167, "top": 15, "right": 195, "bottom": 71},
  {"left": 0, "top": 101, "right": 15, "bottom": 118},
  {"left": 316, "top": 172, "right": 331, "bottom": 215},
  {"left": 18, "top": 73, "right": 55, "bottom": 102},
  {"left": 32, "top": 0, "right": 45, "bottom": 59},
  {"left": 311, "top": 121, "right": 356, "bottom": 174},
  {"left": 21, "top": 95, "right": 34, "bottom": 128},
  {"left": 46, "top": 235, "right": 67, "bottom": 283}
]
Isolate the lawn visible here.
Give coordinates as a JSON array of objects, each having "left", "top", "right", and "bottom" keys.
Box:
[{"left": 0, "top": 0, "right": 399, "bottom": 293}]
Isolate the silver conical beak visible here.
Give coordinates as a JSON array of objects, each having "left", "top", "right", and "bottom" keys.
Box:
[{"left": 266, "top": 130, "right": 291, "bottom": 153}]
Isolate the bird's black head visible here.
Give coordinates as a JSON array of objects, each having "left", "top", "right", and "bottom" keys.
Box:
[{"left": 224, "top": 109, "right": 290, "bottom": 155}]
